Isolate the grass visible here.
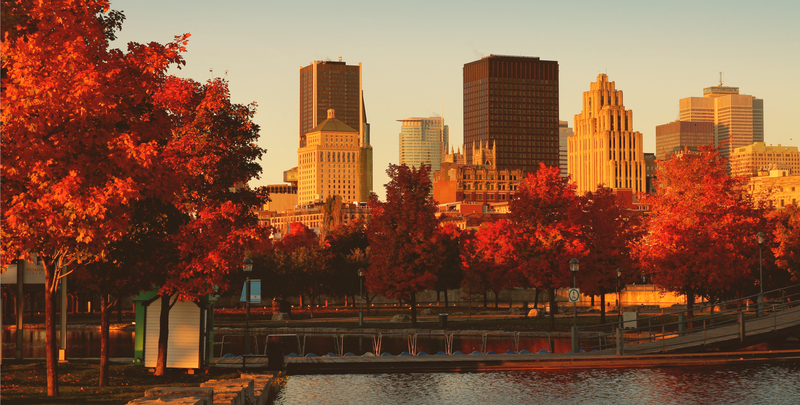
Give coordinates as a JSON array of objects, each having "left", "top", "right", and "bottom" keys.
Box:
[{"left": 0, "top": 360, "right": 240, "bottom": 405}]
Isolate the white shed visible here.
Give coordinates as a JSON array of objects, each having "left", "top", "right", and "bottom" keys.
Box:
[{"left": 141, "top": 296, "right": 214, "bottom": 369}]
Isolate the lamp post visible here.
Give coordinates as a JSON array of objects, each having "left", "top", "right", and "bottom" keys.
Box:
[
  {"left": 757, "top": 232, "right": 765, "bottom": 316},
  {"left": 616, "top": 268, "right": 622, "bottom": 328},
  {"left": 358, "top": 268, "right": 364, "bottom": 327},
  {"left": 569, "top": 258, "right": 579, "bottom": 353},
  {"left": 243, "top": 257, "right": 253, "bottom": 356}
]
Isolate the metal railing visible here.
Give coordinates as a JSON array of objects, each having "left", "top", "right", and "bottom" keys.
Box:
[{"left": 575, "top": 284, "right": 800, "bottom": 354}]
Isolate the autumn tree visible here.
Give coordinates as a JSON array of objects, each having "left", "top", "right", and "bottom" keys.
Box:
[
  {"left": 461, "top": 220, "right": 521, "bottom": 307},
  {"left": 509, "top": 164, "right": 585, "bottom": 330},
  {"left": 274, "top": 222, "right": 327, "bottom": 314},
  {"left": 324, "top": 219, "right": 370, "bottom": 306},
  {"left": 366, "top": 164, "right": 444, "bottom": 326},
  {"left": 1, "top": 1, "right": 188, "bottom": 394},
  {"left": 636, "top": 146, "right": 767, "bottom": 321},
  {"left": 434, "top": 223, "right": 464, "bottom": 307},
  {"left": 769, "top": 204, "right": 800, "bottom": 282},
  {"left": 577, "top": 186, "right": 641, "bottom": 323}
]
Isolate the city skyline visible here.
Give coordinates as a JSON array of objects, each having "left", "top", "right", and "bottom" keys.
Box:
[{"left": 109, "top": 0, "right": 800, "bottom": 199}]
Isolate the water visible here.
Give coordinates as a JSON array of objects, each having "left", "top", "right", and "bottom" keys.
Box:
[
  {"left": 274, "top": 363, "right": 800, "bottom": 405},
  {"left": 2, "top": 329, "right": 134, "bottom": 358}
]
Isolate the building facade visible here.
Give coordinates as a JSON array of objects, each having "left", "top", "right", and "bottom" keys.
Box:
[
  {"left": 433, "top": 142, "right": 524, "bottom": 205},
  {"left": 463, "top": 55, "right": 559, "bottom": 173},
  {"left": 568, "top": 74, "right": 646, "bottom": 195},
  {"left": 259, "top": 201, "right": 371, "bottom": 236},
  {"left": 730, "top": 142, "right": 800, "bottom": 178},
  {"left": 559, "top": 120, "right": 573, "bottom": 177},
  {"left": 748, "top": 168, "right": 800, "bottom": 209},
  {"left": 678, "top": 85, "right": 764, "bottom": 159},
  {"left": 297, "top": 109, "right": 364, "bottom": 205},
  {"left": 398, "top": 117, "right": 449, "bottom": 174},
  {"left": 655, "top": 120, "right": 714, "bottom": 161},
  {"left": 300, "top": 59, "right": 373, "bottom": 201}
]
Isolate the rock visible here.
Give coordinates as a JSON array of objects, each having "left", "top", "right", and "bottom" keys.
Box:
[
  {"left": 421, "top": 308, "right": 434, "bottom": 315},
  {"left": 527, "top": 309, "right": 541, "bottom": 318},
  {"left": 272, "top": 312, "right": 290, "bottom": 321},
  {"left": 390, "top": 314, "right": 410, "bottom": 323}
]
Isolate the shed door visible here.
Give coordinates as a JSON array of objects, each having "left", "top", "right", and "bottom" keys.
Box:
[{"left": 144, "top": 298, "right": 201, "bottom": 369}]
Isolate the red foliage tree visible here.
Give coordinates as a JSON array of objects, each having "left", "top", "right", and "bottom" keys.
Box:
[
  {"left": 636, "top": 146, "right": 767, "bottom": 320},
  {"left": 769, "top": 204, "right": 800, "bottom": 282},
  {"left": 434, "top": 223, "right": 464, "bottom": 307},
  {"left": 366, "top": 164, "right": 443, "bottom": 326},
  {"left": 577, "top": 186, "right": 641, "bottom": 323},
  {"left": 461, "top": 220, "right": 521, "bottom": 307},
  {"left": 1, "top": 1, "right": 188, "bottom": 394},
  {"left": 508, "top": 164, "right": 585, "bottom": 330}
]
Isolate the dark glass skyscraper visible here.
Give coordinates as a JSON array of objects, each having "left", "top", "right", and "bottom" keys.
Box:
[{"left": 463, "top": 55, "right": 559, "bottom": 172}]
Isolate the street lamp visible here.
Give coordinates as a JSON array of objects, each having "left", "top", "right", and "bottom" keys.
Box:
[
  {"left": 616, "top": 268, "right": 623, "bottom": 327},
  {"left": 569, "top": 258, "right": 579, "bottom": 353},
  {"left": 757, "top": 232, "right": 765, "bottom": 316},
  {"left": 358, "top": 268, "right": 364, "bottom": 327},
  {"left": 243, "top": 257, "right": 253, "bottom": 356}
]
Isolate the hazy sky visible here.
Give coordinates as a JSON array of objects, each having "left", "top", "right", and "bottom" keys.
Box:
[{"left": 110, "top": 0, "right": 800, "bottom": 199}]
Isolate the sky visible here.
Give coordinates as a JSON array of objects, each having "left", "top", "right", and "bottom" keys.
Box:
[{"left": 110, "top": 0, "right": 800, "bottom": 200}]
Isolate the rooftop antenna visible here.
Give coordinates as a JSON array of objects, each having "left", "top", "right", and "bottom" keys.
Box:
[{"left": 719, "top": 72, "right": 723, "bottom": 86}]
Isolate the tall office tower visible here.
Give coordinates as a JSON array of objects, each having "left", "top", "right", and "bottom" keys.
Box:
[
  {"left": 655, "top": 121, "right": 714, "bottom": 161},
  {"left": 559, "top": 120, "right": 573, "bottom": 177},
  {"left": 398, "top": 117, "right": 449, "bottom": 174},
  {"left": 679, "top": 84, "right": 763, "bottom": 159},
  {"left": 300, "top": 59, "right": 372, "bottom": 201},
  {"left": 568, "top": 74, "right": 645, "bottom": 195},
  {"left": 297, "top": 110, "right": 363, "bottom": 205},
  {"left": 463, "top": 55, "right": 559, "bottom": 173}
]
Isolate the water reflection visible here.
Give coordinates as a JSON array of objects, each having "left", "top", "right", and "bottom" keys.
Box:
[
  {"left": 2, "top": 329, "right": 135, "bottom": 358},
  {"left": 275, "top": 364, "right": 800, "bottom": 405}
]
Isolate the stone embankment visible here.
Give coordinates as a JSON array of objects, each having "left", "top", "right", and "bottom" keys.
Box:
[{"left": 125, "top": 372, "right": 282, "bottom": 405}]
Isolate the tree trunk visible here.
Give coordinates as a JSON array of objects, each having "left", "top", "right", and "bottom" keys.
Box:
[
  {"left": 494, "top": 290, "right": 499, "bottom": 308},
  {"left": 686, "top": 292, "right": 695, "bottom": 330},
  {"left": 99, "top": 294, "right": 110, "bottom": 387},
  {"left": 444, "top": 290, "right": 449, "bottom": 307},
  {"left": 299, "top": 295, "right": 303, "bottom": 307},
  {"left": 533, "top": 289, "right": 540, "bottom": 309},
  {"left": 309, "top": 294, "right": 315, "bottom": 318},
  {"left": 548, "top": 287, "right": 556, "bottom": 331},
  {"left": 43, "top": 258, "right": 59, "bottom": 396},
  {"left": 410, "top": 292, "right": 417, "bottom": 327},
  {"left": 599, "top": 292, "right": 606, "bottom": 324},
  {"left": 154, "top": 294, "right": 172, "bottom": 377},
  {"left": 483, "top": 292, "right": 487, "bottom": 308}
]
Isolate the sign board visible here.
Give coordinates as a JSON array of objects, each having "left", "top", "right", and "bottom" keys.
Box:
[
  {"left": 0, "top": 261, "right": 46, "bottom": 285},
  {"left": 568, "top": 288, "right": 580, "bottom": 303},
  {"left": 239, "top": 279, "right": 261, "bottom": 303}
]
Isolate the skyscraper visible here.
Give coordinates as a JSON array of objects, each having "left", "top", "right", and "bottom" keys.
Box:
[
  {"left": 568, "top": 74, "right": 645, "bottom": 195},
  {"left": 398, "top": 117, "right": 449, "bottom": 174},
  {"left": 679, "top": 84, "right": 764, "bottom": 159},
  {"left": 559, "top": 120, "right": 573, "bottom": 177},
  {"left": 463, "top": 55, "right": 559, "bottom": 172},
  {"left": 655, "top": 120, "right": 714, "bottom": 161},
  {"left": 297, "top": 109, "right": 362, "bottom": 205},
  {"left": 299, "top": 59, "right": 372, "bottom": 201}
]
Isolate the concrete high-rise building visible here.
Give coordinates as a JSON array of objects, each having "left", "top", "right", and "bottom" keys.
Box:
[
  {"left": 730, "top": 142, "right": 800, "bottom": 177},
  {"left": 559, "top": 120, "right": 573, "bottom": 177},
  {"left": 398, "top": 117, "right": 449, "bottom": 174},
  {"left": 297, "top": 109, "right": 363, "bottom": 205},
  {"left": 300, "top": 59, "right": 372, "bottom": 201},
  {"left": 655, "top": 121, "right": 714, "bottom": 161},
  {"left": 463, "top": 55, "right": 559, "bottom": 173},
  {"left": 568, "top": 74, "right": 645, "bottom": 195},
  {"left": 679, "top": 84, "right": 764, "bottom": 159}
]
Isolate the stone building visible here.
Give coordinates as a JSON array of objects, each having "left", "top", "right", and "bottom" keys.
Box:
[
  {"left": 433, "top": 142, "right": 524, "bottom": 205},
  {"left": 748, "top": 168, "right": 800, "bottom": 209},
  {"left": 568, "top": 74, "right": 646, "bottom": 195},
  {"left": 730, "top": 142, "right": 800, "bottom": 178}
]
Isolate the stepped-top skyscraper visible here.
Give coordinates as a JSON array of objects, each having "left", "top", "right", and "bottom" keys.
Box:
[
  {"left": 299, "top": 59, "right": 372, "bottom": 201},
  {"left": 463, "top": 55, "right": 559, "bottom": 172},
  {"left": 679, "top": 83, "right": 763, "bottom": 159},
  {"left": 398, "top": 117, "right": 449, "bottom": 174},
  {"left": 568, "top": 74, "right": 645, "bottom": 195}
]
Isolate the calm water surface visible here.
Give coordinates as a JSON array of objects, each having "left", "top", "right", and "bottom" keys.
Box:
[{"left": 275, "top": 363, "right": 800, "bottom": 405}]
